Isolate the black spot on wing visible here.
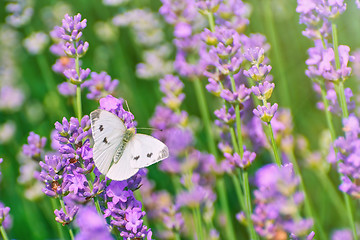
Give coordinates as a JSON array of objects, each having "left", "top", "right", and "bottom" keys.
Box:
[
  {"left": 147, "top": 153, "right": 153, "bottom": 158},
  {"left": 99, "top": 125, "right": 104, "bottom": 132},
  {"left": 134, "top": 156, "right": 140, "bottom": 160},
  {"left": 103, "top": 137, "right": 108, "bottom": 144}
]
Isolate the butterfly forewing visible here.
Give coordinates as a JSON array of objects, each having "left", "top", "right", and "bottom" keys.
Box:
[
  {"left": 129, "top": 134, "right": 169, "bottom": 169},
  {"left": 90, "top": 109, "right": 126, "bottom": 175}
]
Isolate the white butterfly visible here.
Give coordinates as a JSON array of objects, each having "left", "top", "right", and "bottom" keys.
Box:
[{"left": 90, "top": 109, "right": 169, "bottom": 181}]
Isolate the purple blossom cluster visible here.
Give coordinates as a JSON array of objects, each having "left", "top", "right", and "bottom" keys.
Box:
[
  {"left": 296, "top": 0, "right": 346, "bottom": 39},
  {"left": 82, "top": 72, "right": 119, "bottom": 100},
  {"left": 252, "top": 164, "right": 313, "bottom": 238},
  {"left": 22, "top": 132, "right": 47, "bottom": 160},
  {"left": 103, "top": 173, "right": 152, "bottom": 239},
  {"left": 150, "top": 74, "right": 219, "bottom": 236},
  {"left": 334, "top": 115, "right": 360, "bottom": 197}
]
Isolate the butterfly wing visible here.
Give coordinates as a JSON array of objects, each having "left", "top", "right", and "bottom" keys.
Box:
[
  {"left": 90, "top": 109, "right": 126, "bottom": 176},
  {"left": 106, "top": 144, "right": 140, "bottom": 181},
  {"left": 129, "top": 134, "right": 169, "bottom": 169}
]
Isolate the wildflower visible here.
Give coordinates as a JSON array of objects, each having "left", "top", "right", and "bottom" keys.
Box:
[
  {"left": 75, "top": 206, "right": 113, "bottom": 240},
  {"left": 54, "top": 204, "right": 79, "bottom": 225},
  {"left": 0, "top": 203, "right": 11, "bottom": 229},
  {"left": 22, "top": 132, "right": 47, "bottom": 160},
  {"left": 334, "top": 115, "right": 360, "bottom": 198},
  {"left": 253, "top": 103, "right": 278, "bottom": 123},
  {"left": 252, "top": 164, "right": 313, "bottom": 238},
  {"left": 23, "top": 32, "right": 49, "bottom": 55},
  {"left": 82, "top": 72, "right": 119, "bottom": 100}
]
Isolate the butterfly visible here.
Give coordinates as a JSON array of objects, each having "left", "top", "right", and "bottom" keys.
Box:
[{"left": 90, "top": 109, "right": 169, "bottom": 181}]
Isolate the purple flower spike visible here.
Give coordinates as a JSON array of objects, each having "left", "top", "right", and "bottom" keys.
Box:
[
  {"left": 251, "top": 81, "right": 275, "bottom": 101},
  {"left": 54, "top": 205, "right": 79, "bottom": 225},
  {"left": 82, "top": 72, "right": 119, "bottom": 100},
  {"left": 0, "top": 202, "right": 11, "bottom": 229},
  {"left": 252, "top": 164, "right": 312, "bottom": 238},
  {"left": 244, "top": 64, "right": 272, "bottom": 81},
  {"left": 64, "top": 68, "right": 91, "bottom": 85},
  {"left": 244, "top": 47, "right": 265, "bottom": 64},
  {"left": 334, "top": 115, "right": 360, "bottom": 198},
  {"left": 220, "top": 84, "right": 250, "bottom": 104},
  {"left": 38, "top": 154, "right": 67, "bottom": 197},
  {"left": 253, "top": 103, "right": 278, "bottom": 123},
  {"left": 223, "top": 150, "right": 256, "bottom": 172},
  {"left": 99, "top": 95, "right": 136, "bottom": 129},
  {"left": 331, "top": 229, "right": 353, "bottom": 240},
  {"left": 22, "top": 132, "right": 47, "bottom": 159},
  {"left": 75, "top": 206, "right": 113, "bottom": 240}
]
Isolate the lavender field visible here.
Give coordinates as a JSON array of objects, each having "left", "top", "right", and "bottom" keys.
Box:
[{"left": 1, "top": 0, "right": 360, "bottom": 239}]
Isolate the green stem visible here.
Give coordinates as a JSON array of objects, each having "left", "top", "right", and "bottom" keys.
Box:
[
  {"left": 75, "top": 54, "right": 82, "bottom": 120},
  {"left": 241, "top": 170, "right": 258, "bottom": 240},
  {"left": 263, "top": 0, "right": 291, "bottom": 107},
  {"left": 231, "top": 174, "right": 245, "bottom": 211},
  {"left": 175, "top": 232, "right": 181, "bottom": 240},
  {"left": 336, "top": 82, "right": 349, "bottom": 118},
  {"left": 288, "top": 152, "right": 327, "bottom": 239},
  {"left": 228, "top": 74, "right": 258, "bottom": 239},
  {"left": 0, "top": 226, "right": 9, "bottom": 240},
  {"left": 59, "top": 197, "right": 75, "bottom": 240},
  {"left": 206, "top": 12, "right": 216, "bottom": 32},
  {"left": 331, "top": 23, "right": 341, "bottom": 70},
  {"left": 50, "top": 198, "right": 66, "bottom": 239},
  {"left": 315, "top": 171, "right": 347, "bottom": 222},
  {"left": 331, "top": 22, "right": 357, "bottom": 239},
  {"left": 195, "top": 206, "right": 205, "bottom": 240},
  {"left": 216, "top": 179, "right": 237, "bottom": 240},
  {"left": 86, "top": 173, "right": 103, "bottom": 217},
  {"left": 268, "top": 123, "right": 282, "bottom": 166},
  {"left": 76, "top": 86, "right": 82, "bottom": 120},
  {"left": 192, "top": 79, "right": 218, "bottom": 159},
  {"left": 319, "top": 84, "right": 337, "bottom": 141}
]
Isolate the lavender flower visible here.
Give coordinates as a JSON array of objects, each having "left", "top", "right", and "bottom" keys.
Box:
[
  {"left": 252, "top": 82, "right": 275, "bottom": 101},
  {"left": 159, "top": 75, "right": 185, "bottom": 110},
  {"left": 252, "top": 164, "right": 313, "bottom": 238},
  {"left": 222, "top": 150, "right": 256, "bottom": 172},
  {"left": 23, "top": 32, "right": 49, "bottom": 55},
  {"left": 75, "top": 206, "right": 113, "bottom": 240},
  {"left": 22, "top": 132, "right": 47, "bottom": 160},
  {"left": 99, "top": 95, "right": 136, "bottom": 129},
  {"left": 0, "top": 202, "right": 11, "bottom": 229},
  {"left": 0, "top": 85, "right": 25, "bottom": 111},
  {"left": 82, "top": 72, "right": 119, "bottom": 100},
  {"left": 54, "top": 204, "right": 79, "bottom": 225},
  {"left": 253, "top": 103, "right": 278, "bottom": 123},
  {"left": 5, "top": 1, "right": 33, "bottom": 27},
  {"left": 104, "top": 176, "right": 153, "bottom": 239},
  {"left": 331, "top": 229, "right": 353, "bottom": 240},
  {"left": 50, "top": 13, "right": 90, "bottom": 87},
  {"left": 334, "top": 115, "right": 360, "bottom": 198}
]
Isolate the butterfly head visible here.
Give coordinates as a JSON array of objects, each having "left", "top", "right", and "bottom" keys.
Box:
[{"left": 128, "top": 127, "right": 136, "bottom": 135}]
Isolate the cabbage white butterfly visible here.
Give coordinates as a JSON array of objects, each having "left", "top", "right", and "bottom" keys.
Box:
[{"left": 90, "top": 109, "right": 169, "bottom": 181}]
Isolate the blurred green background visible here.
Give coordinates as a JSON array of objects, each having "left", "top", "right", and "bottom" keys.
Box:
[{"left": 1, "top": 0, "right": 360, "bottom": 239}]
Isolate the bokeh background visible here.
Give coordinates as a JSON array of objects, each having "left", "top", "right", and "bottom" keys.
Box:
[{"left": 1, "top": 0, "right": 360, "bottom": 239}]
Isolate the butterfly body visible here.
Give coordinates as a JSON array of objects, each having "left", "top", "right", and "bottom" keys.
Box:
[{"left": 90, "top": 109, "right": 169, "bottom": 181}]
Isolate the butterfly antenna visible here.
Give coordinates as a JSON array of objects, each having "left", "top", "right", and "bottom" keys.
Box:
[
  {"left": 137, "top": 127, "right": 163, "bottom": 132},
  {"left": 125, "top": 100, "right": 131, "bottom": 112}
]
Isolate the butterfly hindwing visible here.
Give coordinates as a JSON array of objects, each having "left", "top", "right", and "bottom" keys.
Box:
[
  {"left": 90, "top": 109, "right": 126, "bottom": 175},
  {"left": 129, "top": 133, "right": 169, "bottom": 169},
  {"left": 106, "top": 143, "right": 140, "bottom": 181}
]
